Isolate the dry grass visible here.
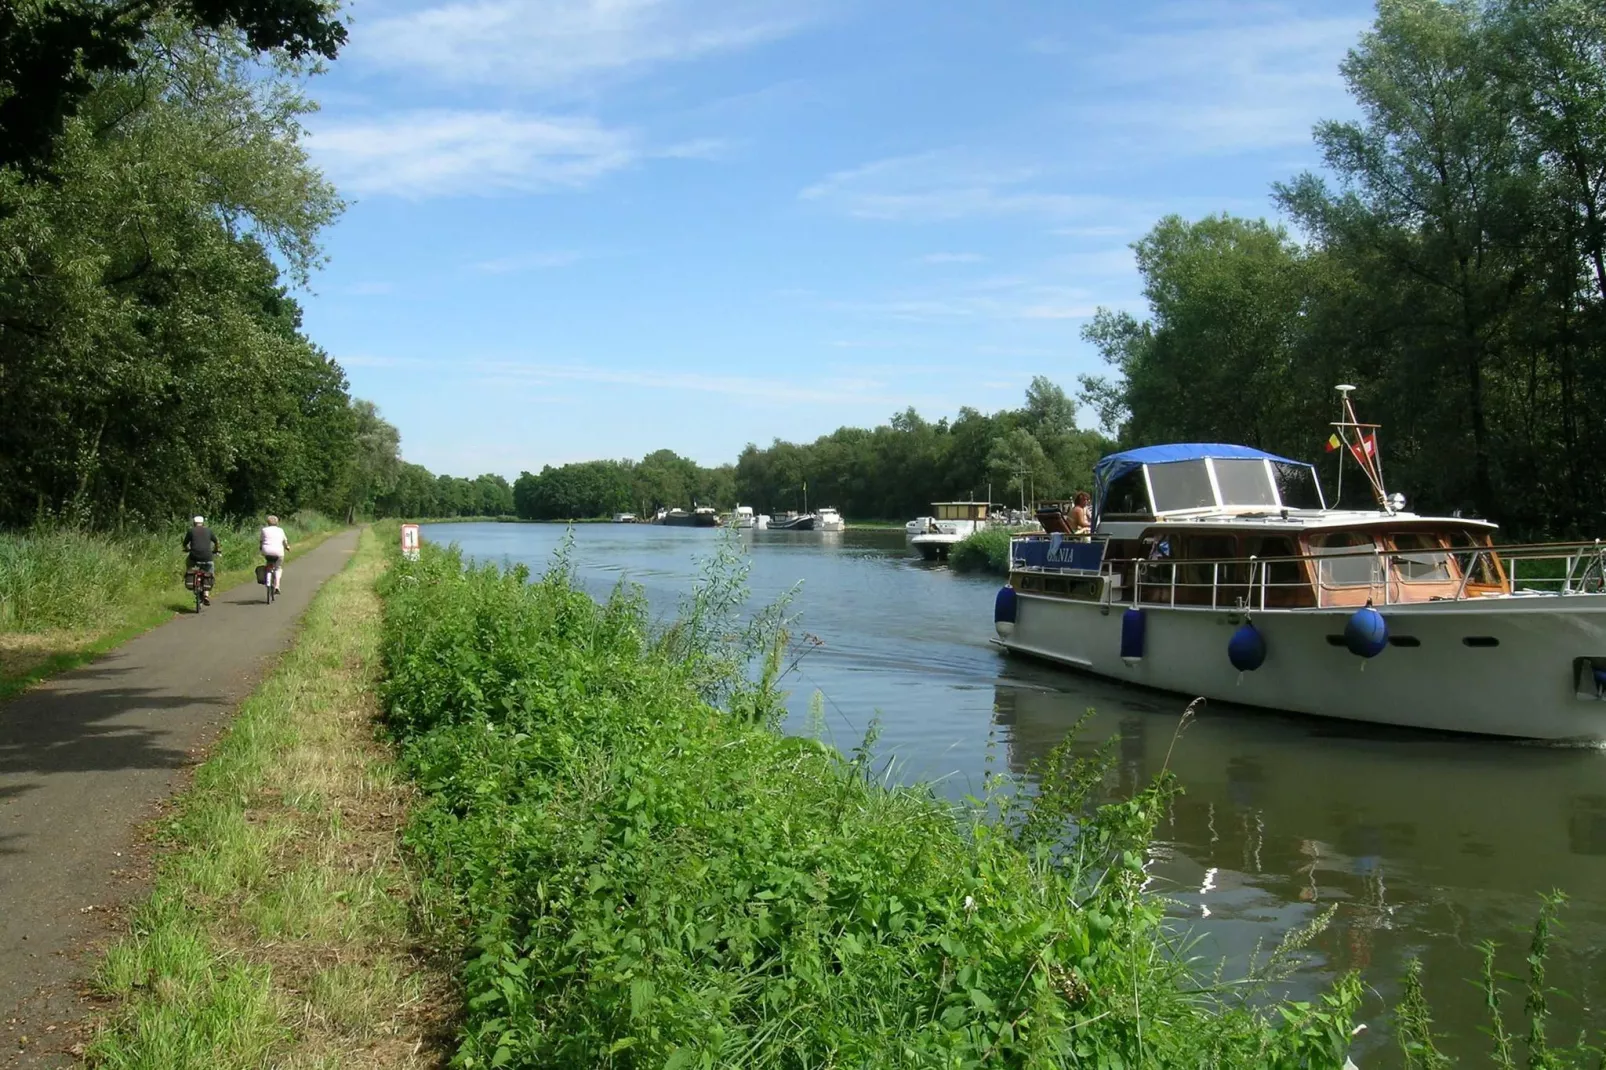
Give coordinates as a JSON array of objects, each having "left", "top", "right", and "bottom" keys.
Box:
[{"left": 87, "top": 527, "right": 453, "bottom": 1070}]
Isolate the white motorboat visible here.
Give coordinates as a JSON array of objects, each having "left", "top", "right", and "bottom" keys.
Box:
[
  {"left": 992, "top": 389, "right": 1606, "bottom": 741},
  {"left": 817, "top": 507, "right": 845, "bottom": 532},
  {"left": 909, "top": 501, "right": 991, "bottom": 561},
  {"left": 612, "top": 512, "right": 637, "bottom": 523}
]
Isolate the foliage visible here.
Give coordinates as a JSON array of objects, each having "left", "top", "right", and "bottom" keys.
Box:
[
  {"left": 0, "top": 511, "right": 337, "bottom": 632},
  {"left": 0, "top": 11, "right": 396, "bottom": 530},
  {"left": 1, "top": 0, "right": 347, "bottom": 171},
  {"left": 376, "top": 541, "right": 1368, "bottom": 1068},
  {"left": 1081, "top": 0, "right": 1606, "bottom": 537},
  {"left": 736, "top": 379, "right": 1110, "bottom": 521},
  {"left": 949, "top": 528, "right": 1014, "bottom": 574},
  {"left": 511, "top": 450, "right": 734, "bottom": 521}
]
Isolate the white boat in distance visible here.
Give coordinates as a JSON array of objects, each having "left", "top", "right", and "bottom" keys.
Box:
[
  {"left": 993, "top": 388, "right": 1606, "bottom": 741},
  {"left": 728, "top": 505, "right": 770, "bottom": 530},
  {"left": 817, "top": 507, "right": 845, "bottom": 532},
  {"left": 910, "top": 501, "right": 991, "bottom": 561}
]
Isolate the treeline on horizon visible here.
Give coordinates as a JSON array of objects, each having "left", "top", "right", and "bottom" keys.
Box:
[
  {"left": 1079, "top": 0, "right": 1606, "bottom": 539},
  {"left": 498, "top": 378, "right": 1109, "bottom": 522},
  {"left": 0, "top": 2, "right": 405, "bottom": 531}
]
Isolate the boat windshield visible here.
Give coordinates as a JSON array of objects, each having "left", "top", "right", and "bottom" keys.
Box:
[
  {"left": 1272, "top": 463, "right": 1324, "bottom": 509},
  {"left": 1211, "top": 459, "right": 1279, "bottom": 507},
  {"left": 1147, "top": 461, "right": 1215, "bottom": 513}
]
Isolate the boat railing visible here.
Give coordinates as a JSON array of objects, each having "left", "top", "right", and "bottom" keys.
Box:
[{"left": 1011, "top": 535, "right": 1606, "bottom": 609}]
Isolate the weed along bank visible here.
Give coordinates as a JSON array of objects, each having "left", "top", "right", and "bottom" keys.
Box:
[{"left": 376, "top": 540, "right": 1373, "bottom": 1067}]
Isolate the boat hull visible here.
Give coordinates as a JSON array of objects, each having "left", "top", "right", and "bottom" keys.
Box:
[
  {"left": 661, "top": 513, "right": 720, "bottom": 527},
  {"left": 997, "top": 592, "right": 1606, "bottom": 741},
  {"left": 770, "top": 516, "right": 817, "bottom": 531},
  {"left": 911, "top": 534, "right": 963, "bottom": 560}
]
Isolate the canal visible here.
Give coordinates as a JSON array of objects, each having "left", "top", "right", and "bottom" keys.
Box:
[{"left": 426, "top": 520, "right": 1606, "bottom": 1065}]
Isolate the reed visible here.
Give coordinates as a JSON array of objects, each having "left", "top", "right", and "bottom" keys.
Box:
[{"left": 375, "top": 540, "right": 1369, "bottom": 1067}]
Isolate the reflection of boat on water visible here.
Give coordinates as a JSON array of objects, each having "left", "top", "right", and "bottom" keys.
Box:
[
  {"left": 994, "top": 388, "right": 1606, "bottom": 740},
  {"left": 991, "top": 675, "right": 1606, "bottom": 1048},
  {"left": 909, "top": 501, "right": 990, "bottom": 560},
  {"left": 655, "top": 506, "right": 722, "bottom": 527},
  {"left": 992, "top": 678, "right": 1606, "bottom": 898}
]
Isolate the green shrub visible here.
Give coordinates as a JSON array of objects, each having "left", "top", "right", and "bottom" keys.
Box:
[
  {"left": 377, "top": 543, "right": 1367, "bottom": 1068},
  {"left": 949, "top": 527, "right": 1013, "bottom": 574},
  {"left": 0, "top": 512, "right": 339, "bottom": 632}
]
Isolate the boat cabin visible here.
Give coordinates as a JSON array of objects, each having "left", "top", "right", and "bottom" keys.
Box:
[
  {"left": 1011, "top": 445, "right": 1510, "bottom": 609},
  {"left": 934, "top": 501, "right": 990, "bottom": 523}
]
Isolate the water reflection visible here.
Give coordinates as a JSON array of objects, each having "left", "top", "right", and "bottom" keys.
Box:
[{"left": 994, "top": 676, "right": 1606, "bottom": 1060}]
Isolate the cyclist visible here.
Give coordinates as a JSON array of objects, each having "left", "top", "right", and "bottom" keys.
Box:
[
  {"left": 183, "top": 516, "right": 220, "bottom": 605},
  {"left": 259, "top": 514, "right": 289, "bottom": 596}
]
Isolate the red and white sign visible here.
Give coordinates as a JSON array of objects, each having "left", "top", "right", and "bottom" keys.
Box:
[{"left": 400, "top": 523, "right": 421, "bottom": 560}]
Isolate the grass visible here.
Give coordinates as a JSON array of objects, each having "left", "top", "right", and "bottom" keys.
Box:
[
  {"left": 0, "top": 512, "right": 342, "bottom": 698},
  {"left": 86, "top": 525, "right": 451, "bottom": 1069},
  {"left": 375, "top": 539, "right": 1373, "bottom": 1068},
  {"left": 948, "top": 527, "right": 1014, "bottom": 573}
]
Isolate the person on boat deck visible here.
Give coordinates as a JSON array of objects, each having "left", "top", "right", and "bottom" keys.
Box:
[
  {"left": 1145, "top": 535, "right": 1171, "bottom": 560},
  {"left": 1069, "top": 492, "right": 1093, "bottom": 538}
]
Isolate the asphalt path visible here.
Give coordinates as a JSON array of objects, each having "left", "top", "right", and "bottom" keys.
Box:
[{"left": 0, "top": 529, "right": 360, "bottom": 1066}]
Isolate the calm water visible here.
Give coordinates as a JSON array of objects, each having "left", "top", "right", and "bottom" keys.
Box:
[{"left": 426, "top": 521, "right": 1606, "bottom": 1064}]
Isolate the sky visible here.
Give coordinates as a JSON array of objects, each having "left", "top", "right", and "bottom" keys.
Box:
[{"left": 297, "top": 0, "right": 1375, "bottom": 480}]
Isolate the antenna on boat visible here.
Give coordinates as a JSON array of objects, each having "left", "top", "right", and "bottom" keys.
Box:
[{"left": 1331, "top": 384, "right": 1390, "bottom": 511}]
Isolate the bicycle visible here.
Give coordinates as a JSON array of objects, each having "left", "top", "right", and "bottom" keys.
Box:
[
  {"left": 258, "top": 556, "right": 283, "bottom": 604},
  {"left": 184, "top": 562, "right": 215, "bottom": 612}
]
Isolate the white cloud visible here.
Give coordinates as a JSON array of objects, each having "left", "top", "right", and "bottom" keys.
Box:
[
  {"left": 308, "top": 110, "right": 635, "bottom": 197},
  {"left": 800, "top": 152, "right": 1126, "bottom": 223},
  {"left": 1077, "top": 8, "right": 1366, "bottom": 154},
  {"left": 355, "top": 0, "right": 811, "bottom": 90}
]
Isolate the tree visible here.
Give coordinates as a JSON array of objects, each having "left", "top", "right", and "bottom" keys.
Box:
[{"left": 2, "top": 0, "right": 347, "bottom": 169}]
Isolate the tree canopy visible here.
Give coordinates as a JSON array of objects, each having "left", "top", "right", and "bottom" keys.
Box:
[
  {"left": 0, "top": 5, "right": 389, "bottom": 528},
  {"left": 1081, "top": 0, "right": 1606, "bottom": 537}
]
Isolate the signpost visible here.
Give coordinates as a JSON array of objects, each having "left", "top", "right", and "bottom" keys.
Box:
[{"left": 400, "top": 523, "right": 421, "bottom": 561}]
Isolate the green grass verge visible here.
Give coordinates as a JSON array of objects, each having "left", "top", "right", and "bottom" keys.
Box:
[
  {"left": 0, "top": 514, "right": 343, "bottom": 701},
  {"left": 86, "top": 526, "right": 449, "bottom": 1070},
  {"left": 376, "top": 542, "right": 1373, "bottom": 1067}
]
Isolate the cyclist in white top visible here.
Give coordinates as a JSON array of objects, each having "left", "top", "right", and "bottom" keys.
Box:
[{"left": 260, "top": 515, "right": 290, "bottom": 594}]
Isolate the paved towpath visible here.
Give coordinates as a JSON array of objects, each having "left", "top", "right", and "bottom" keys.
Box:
[{"left": 0, "top": 529, "right": 360, "bottom": 1066}]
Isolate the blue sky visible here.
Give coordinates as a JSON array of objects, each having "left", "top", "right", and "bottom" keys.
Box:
[{"left": 298, "top": 0, "right": 1373, "bottom": 479}]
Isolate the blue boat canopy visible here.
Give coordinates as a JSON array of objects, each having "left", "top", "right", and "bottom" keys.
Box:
[{"left": 1092, "top": 444, "right": 1315, "bottom": 520}]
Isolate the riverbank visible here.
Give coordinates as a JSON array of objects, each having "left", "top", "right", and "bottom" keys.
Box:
[
  {"left": 84, "top": 526, "right": 451, "bottom": 1067},
  {"left": 0, "top": 513, "right": 343, "bottom": 700},
  {"left": 374, "top": 540, "right": 1366, "bottom": 1066}
]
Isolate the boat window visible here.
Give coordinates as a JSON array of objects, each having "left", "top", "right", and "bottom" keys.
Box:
[
  {"left": 1390, "top": 532, "right": 1452, "bottom": 582},
  {"left": 1272, "top": 463, "right": 1325, "bottom": 510},
  {"left": 1147, "top": 461, "right": 1215, "bottom": 513},
  {"left": 1309, "top": 531, "right": 1379, "bottom": 587},
  {"left": 1211, "top": 459, "right": 1278, "bottom": 507},
  {"left": 1101, "top": 469, "right": 1152, "bottom": 518},
  {"left": 1180, "top": 535, "right": 1240, "bottom": 590},
  {"left": 1242, "top": 534, "right": 1303, "bottom": 588},
  {"left": 936, "top": 504, "right": 958, "bottom": 521},
  {"left": 1447, "top": 529, "right": 1502, "bottom": 586}
]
